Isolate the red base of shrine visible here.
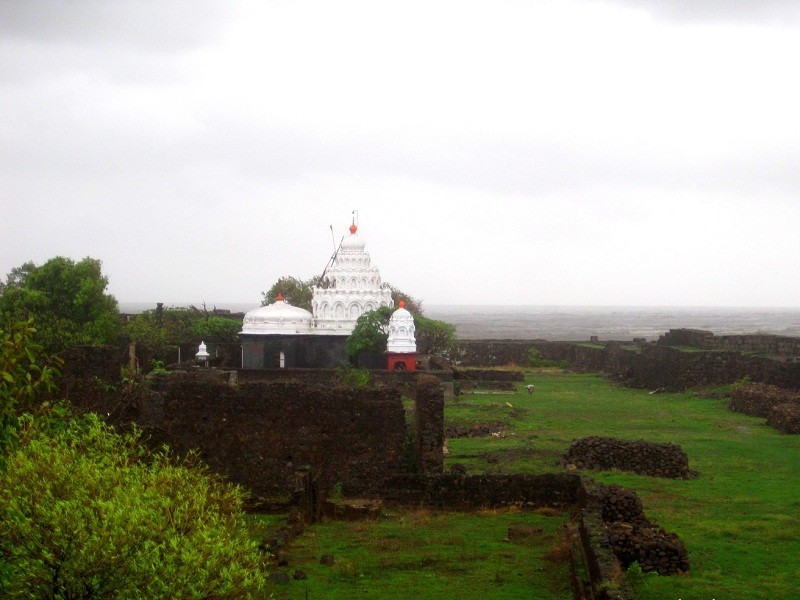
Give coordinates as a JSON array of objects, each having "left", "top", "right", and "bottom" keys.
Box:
[{"left": 386, "top": 352, "right": 417, "bottom": 371}]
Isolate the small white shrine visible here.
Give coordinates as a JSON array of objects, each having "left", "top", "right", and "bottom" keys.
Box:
[{"left": 386, "top": 301, "right": 418, "bottom": 371}]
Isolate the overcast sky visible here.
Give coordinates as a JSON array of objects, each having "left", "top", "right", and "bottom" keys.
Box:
[{"left": 2, "top": 0, "right": 799, "bottom": 308}]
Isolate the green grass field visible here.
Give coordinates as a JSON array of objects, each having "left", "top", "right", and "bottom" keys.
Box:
[{"left": 258, "top": 370, "right": 800, "bottom": 599}]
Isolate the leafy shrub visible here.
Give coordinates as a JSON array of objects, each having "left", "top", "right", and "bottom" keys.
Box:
[
  {"left": 0, "top": 413, "right": 267, "bottom": 599},
  {"left": 526, "top": 347, "right": 569, "bottom": 369},
  {"left": 0, "top": 318, "right": 61, "bottom": 458},
  {"left": 0, "top": 317, "right": 267, "bottom": 598},
  {"left": 150, "top": 359, "right": 168, "bottom": 375},
  {"left": 336, "top": 362, "right": 372, "bottom": 388},
  {"left": 346, "top": 306, "right": 393, "bottom": 359}
]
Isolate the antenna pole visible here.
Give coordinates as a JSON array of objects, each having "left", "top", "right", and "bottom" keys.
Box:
[{"left": 320, "top": 226, "right": 344, "bottom": 283}]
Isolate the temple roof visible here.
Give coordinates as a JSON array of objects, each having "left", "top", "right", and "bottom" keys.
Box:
[{"left": 241, "top": 298, "right": 313, "bottom": 335}]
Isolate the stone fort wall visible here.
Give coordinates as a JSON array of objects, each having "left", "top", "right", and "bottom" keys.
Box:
[
  {"left": 456, "top": 336, "right": 800, "bottom": 391},
  {"left": 658, "top": 328, "right": 800, "bottom": 356},
  {"left": 59, "top": 350, "right": 447, "bottom": 499}
]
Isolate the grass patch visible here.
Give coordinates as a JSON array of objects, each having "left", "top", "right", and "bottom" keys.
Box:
[
  {"left": 263, "top": 509, "right": 571, "bottom": 599},
  {"left": 256, "top": 370, "right": 800, "bottom": 599},
  {"left": 446, "top": 371, "right": 800, "bottom": 599}
]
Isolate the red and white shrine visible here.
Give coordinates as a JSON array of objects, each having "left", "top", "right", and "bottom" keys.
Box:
[{"left": 385, "top": 300, "right": 417, "bottom": 371}]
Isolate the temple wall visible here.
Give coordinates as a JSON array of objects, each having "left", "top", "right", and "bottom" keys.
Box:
[
  {"left": 239, "top": 335, "right": 348, "bottom": 369},
  {"left": 139, "top": 379, "right": 410, "bottom": 498}
]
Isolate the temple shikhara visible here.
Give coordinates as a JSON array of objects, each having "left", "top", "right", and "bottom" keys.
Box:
[{"left": 239, "top": 219, "right": 414, "bottom": 369}]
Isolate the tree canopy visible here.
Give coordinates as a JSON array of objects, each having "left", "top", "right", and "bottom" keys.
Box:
[
  {"left": 0, "top": 257, "right": 120, "bottom": 353},
  {"left": 0, "top": 318, "right": 269, "bottom": 598},
  {"left": 261, "top": 276, "right": 319, "bottom": 311},
  {"left": 345, "top": 305, "right": 457, "bottom": 361},
  {"left": 345, "top": 305, "right": 394, "bottom": 358},
  {"left": 125, "top": 306, "right": 241, "bottom": 349}
]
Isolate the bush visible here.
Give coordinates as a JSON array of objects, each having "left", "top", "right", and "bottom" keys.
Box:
[
  {"left": 0, "top": 413, "right": 267, "bottom": 598},
  {"left": 336, "top": 362, "right": 372, "bottom": 388},
  {"left": 0, "top": 318, "right": 61, "bottom": 458},
  {"left": 526, "top": 347, "right": 569, "bottom": 369}
]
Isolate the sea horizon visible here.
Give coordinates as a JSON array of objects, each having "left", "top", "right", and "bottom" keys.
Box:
[{"left": 118, "top": 302, "right": 800, "bottom": 342}]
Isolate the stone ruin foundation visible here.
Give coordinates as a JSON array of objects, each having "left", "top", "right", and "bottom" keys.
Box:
[
  {"left": 56, "top": 347, "right": 690, "bottom": 599},
  {"left": 585, "top": 483, "right": 689, "bottom": 576},
  {"left": 564, "top": 436, "right": 692, "bottom": 479},
  {"left": 731, "top": 382, "right": 800, "bottom": 434}
]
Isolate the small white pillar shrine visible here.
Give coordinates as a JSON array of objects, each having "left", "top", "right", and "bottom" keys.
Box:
[
  {"left": 196, "top": 341, "right": 210, "bottom": 367},
  {"left": 386, "top": 301, "right": 417, "bottom": 371}
]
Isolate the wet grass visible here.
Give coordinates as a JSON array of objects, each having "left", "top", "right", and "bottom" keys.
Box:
[
  {"left": 255, "top": 370, "right": 800, "bottom": 598},
  {"left": 448, "top": 371, "right": 800, "bottom": 599},
  {"left": 263, "top": 509, "right": 572, "bottom": 599}
]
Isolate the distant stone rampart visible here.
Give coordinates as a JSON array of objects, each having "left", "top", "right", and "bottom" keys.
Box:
[
  {"left": 659, "top": 328, "right": 800, "bottom": 356},
  {"left": 455, "top": 336, "right": 800, "bottom": 391}
]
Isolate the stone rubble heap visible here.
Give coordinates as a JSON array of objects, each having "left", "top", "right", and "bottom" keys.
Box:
[
  {"left": 767, "top": 402, "right": 800, "bottom": 434},
  {"left": 564, "top": 436, "right": 692, "bottom": 479},
  {"left": 730, "top": 383, "right": 800, "bottom": 434},
  {"left": 593, "top": 483, "right": 690, "bottom": 576}
]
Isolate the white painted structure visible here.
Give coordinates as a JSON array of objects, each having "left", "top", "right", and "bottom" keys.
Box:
[
  {"left": 387, "top": 302, "right": 417, "bottom": 353},
  {"left": 241, "top": 295, "right": 314, "bottom": 335},
  {"left": 240, "top": 220, "right": 394, "bottom": 356},
  {"left": 310, "top": 221, "right": 393, "bottom": 334}
]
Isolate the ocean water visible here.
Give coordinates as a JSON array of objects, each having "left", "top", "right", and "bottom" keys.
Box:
[
  {"left": 120, "top": 302, "right": 800, "bottom": 342},
  {"left": 424, "top": 305, "right": 800, "bottom": 341}
]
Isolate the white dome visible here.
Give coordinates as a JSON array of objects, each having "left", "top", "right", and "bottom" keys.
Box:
[
  {"left": 340, "top": 233, "right": 366, "bottom": 252},
  {"left": 387, "top": 303, "right": 416, "bottom": 353},
  {"left": 241, "top": 299, "right": 313, "bottom": 335}
]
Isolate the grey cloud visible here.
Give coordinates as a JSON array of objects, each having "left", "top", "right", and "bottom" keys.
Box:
[
  {"left": 0, "top": 0, "right": 231, "bottom": 50},
  {"left": 598, "top": 0, "right": 800, "bottom": 25}
]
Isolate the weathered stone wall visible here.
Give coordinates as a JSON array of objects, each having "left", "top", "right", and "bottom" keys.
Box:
[
  {"left": 657, "top": 328, "right": 716, "bottom": 348},
  {"left": 729, "top": 382, "right": 800, "bottom": 418},
  {"left": 767, "top": 403, "right": 800, "bottom": 434},
  {"left": 136, "top": 379, "right": 410, "bottom": 498},
  {"left": 457, "top": 337, "right": 800, "bottom": 391},
  {"left": 574, "top": 344, "right": 800, "bottom": 391},
  {"left": 455, "top": 340, "right": 575, "bottom": 367},
  {"left": 380, "top": 473, "right": 582, "bottom": 508},
  {"left": 564, "top": 436, "right": 691, "bottom": 479},
  {"left": 659, "top": 328, "right": 800, "bottom": 356},
  {"left": 415, "top": 375, "right": 444, "bottom": 474},
  {"left": 237, "top": 367, "right": 452, "bottom": 387},
  {"left": 579, "top": 481, "right": 689, "bottom": 578},
  {"left": 53, "top": 345, "right": 126, "bottom": 412}
]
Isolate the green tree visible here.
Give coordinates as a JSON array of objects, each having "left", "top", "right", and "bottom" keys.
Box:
[
  {"left": 191, "top": 314, "right": 241, "bottom": 344},
  {"left": 414, "top": 313, "right": 457, "bottom": 359},
  {"left": 387, "top": 284, "right": 423, "bottom": 315},
  {"left": 0, "top": 257, "right": 120, "bottom": 353},
  {"left": 345, "top": 304, "right": 457, "bottom": 362},
  {"left": 346, "top": 305, "right": 394, "bottom": 359},
  {"left": 125, "top": 307, "right": 241, "bottom": 352},
  {"left": 261, "top": 276, "right": 319, "bottom": 311}
]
